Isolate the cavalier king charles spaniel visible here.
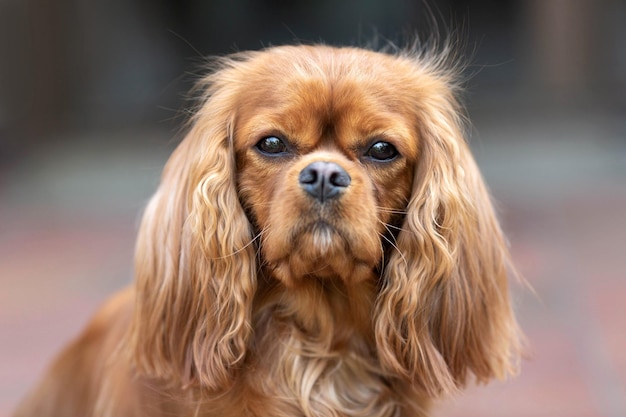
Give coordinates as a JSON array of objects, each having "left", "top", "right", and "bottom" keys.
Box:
[{"left": 15, "top": 44, "right": 522, "bottom": 417}]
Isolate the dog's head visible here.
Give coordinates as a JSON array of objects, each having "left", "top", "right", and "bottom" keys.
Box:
[{"left": 130, "top": 45, "right": 521, "bottom": 396}]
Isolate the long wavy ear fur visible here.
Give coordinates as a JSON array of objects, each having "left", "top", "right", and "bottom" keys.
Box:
[
  {"left": 375, "top": 48, "right": 522, "bottom": 397},
  {"left": 128, "top": 60, "right": 256, "bottom": 390}
]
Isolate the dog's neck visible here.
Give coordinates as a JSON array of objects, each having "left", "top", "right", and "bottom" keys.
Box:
[{"left": 254, "top": 268, "right": 378, "bottom": 351}]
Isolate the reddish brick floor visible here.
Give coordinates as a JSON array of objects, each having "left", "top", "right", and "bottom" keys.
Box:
[{"left": 1, "top": 124, "right": 625, "bottom": 416}]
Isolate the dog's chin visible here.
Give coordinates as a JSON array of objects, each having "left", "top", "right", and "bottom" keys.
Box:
[
  {"left": 267, "top": 221, "right": 377, "bottom": 287},
  {"left": 302, "top": 221, "right": 343, "bottom": 257}
]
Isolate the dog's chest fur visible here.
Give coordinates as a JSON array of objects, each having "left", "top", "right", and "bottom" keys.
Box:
[
  {"left": 246, "top": 321, "right": 399, "bottom": 417},
  {"left": 231, "top": 281, "right": 428, "bottom": 417}
]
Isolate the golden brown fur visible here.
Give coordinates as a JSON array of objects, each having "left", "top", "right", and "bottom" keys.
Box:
[{"left": 14, "top": 44, "right": 521, "bottom": 417}]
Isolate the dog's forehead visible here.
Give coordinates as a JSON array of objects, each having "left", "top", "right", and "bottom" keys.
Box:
[{"left": 235, "top": 48, "right": 419, "bottom": 157}]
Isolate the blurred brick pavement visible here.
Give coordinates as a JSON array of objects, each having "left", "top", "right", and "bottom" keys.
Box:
[{"left": 1, "top": 116, "right": 625, "bottom": 416}]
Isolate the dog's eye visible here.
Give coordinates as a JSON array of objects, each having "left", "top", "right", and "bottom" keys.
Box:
[
  {"left": 256, "top": 136, "right": 288, "bottom": 155},
  {"left": 365, "top": 141, "right": 398, "bottom": 161}
]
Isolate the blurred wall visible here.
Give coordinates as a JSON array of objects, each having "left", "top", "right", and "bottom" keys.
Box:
[{"left": 1, "top": 0, "right": 624, "bottom": 161}]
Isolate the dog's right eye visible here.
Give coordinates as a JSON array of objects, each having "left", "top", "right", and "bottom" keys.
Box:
[{"left": 256, "top": 136, "right": 288, "bottom": 155}]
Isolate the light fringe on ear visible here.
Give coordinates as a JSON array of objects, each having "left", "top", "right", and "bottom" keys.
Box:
[
  {"left": 128, "top": 58, "right": 260, "bottom": 390},
  {"left": 374, "top": 42, "right": 522, "bottom": 397}
]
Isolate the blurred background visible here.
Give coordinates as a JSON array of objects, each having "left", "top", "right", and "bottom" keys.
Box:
[{"left": 1, "top": 0, "right": 625, "bottom": 415}]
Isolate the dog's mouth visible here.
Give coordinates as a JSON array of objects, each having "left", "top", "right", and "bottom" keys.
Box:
[{"left": 263, "top": 219, "right": 377, "bottom": 285}]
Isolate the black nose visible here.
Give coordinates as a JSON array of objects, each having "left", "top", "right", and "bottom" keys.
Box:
[{"left": 298, "top": 161, "right": 351, "bottom": 202}]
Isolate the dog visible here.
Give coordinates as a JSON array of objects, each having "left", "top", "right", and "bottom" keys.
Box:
[{"left": 14, "top": 43, "right": 522, "bottom": 417}]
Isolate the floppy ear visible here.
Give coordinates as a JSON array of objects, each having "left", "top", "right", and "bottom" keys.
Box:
[
  {"left": 375, "top": 69, "right": 522, "bottom": 397},
  {"left": 128, "top": 70, "right": 256, "bottom": 390}
]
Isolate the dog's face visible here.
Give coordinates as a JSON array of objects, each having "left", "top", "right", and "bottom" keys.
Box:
[{"left": 234, "top": 49, "right": 421, "bottom": 286}]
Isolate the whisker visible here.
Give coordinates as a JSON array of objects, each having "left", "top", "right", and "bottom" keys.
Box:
[
  {"left": 376, "top": 206, "right": 408, "bottom": 215},
  {"left": 377, "top": 220, "right": 407, "bottom": 266},
  {"left": 208, "top": 227, "right": 265, "bottom": 260},
  {"left": 254, "top": 225, "right": 270, "bottom": 262},
  {"left": 381, "top": 223, "right": 405, "bottom": 232}
]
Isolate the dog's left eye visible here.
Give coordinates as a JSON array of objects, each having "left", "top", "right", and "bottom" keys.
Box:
[
  {"left": 256, "top": 136, "right": 288, "bottom": 155},
  {"left": 365, "top": 141, "right": 398, "bottom": 161}
]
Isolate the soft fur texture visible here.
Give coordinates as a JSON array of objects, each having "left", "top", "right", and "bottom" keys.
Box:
[{"left": 14, "top": 44, "right": 522, "bottom": 417}]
